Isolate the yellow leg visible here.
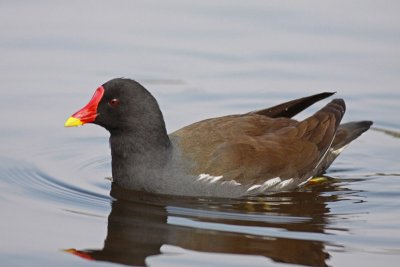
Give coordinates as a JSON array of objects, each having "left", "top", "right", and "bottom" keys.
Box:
[{"left": 306, "top": 176, "right": 329, "bottom": 186}]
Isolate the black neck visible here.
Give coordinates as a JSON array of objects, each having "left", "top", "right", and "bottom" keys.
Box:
[{"left": 109, "top": 125, "right": 171, "bottom": 187}]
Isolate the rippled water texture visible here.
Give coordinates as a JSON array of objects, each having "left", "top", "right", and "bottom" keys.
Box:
[{"left": 1, "top": 1, "right": 400, "bottom": 266}]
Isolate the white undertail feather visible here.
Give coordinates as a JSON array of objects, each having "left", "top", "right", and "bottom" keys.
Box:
[{"left": 332, "top": 145, "right": 347, "bottom": 156}]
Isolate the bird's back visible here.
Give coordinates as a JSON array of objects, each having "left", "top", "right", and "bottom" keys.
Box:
[{"left": 171, "top": 98, "right": 347, "bottom": 192}]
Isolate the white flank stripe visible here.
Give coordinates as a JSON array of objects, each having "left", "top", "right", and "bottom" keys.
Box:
[
  {"left": 209, "top": 176, "right": 223, "bottom": 183},
  {"left": 197, "top": 173, "right": 223, "bottom": 183},
  {"left": 221, "top": 180, "right": 242, "bottom": 186},
  {"left": 298, "top": 176, "right": 313, "bottom": 187},
  {"left": 277, "top": 178, "right": 294, "bottom": 189},
  {"left": 198, "top": 174, "right": 208, "bottom": 181},
  {"left": 247, "top": 184, "right": 262, "bottom": 191},
  {"left": 260, "top": 177, "right": 282, "bottom": 190}
]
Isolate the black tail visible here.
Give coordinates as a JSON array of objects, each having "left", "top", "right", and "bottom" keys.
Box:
[
  {"left": 332, "top": 121, "right": 373, "bottom": 149},
  {"left": 315, "top": 120, "right": 373, "bottom": 175}
]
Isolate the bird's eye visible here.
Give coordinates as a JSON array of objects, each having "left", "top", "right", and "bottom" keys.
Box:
[{"left": 109, "top": 98, "right": 120, "bottom": 107}]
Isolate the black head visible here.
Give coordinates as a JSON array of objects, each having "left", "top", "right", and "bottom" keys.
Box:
[
  {"left": 93, "top": 78, "right": 165, "bottom": 135},
  {"left": 66, "top": 78, "right": 168, "bottom": 138},
  {"left": 65, "top": 78, "right": 172, "bottom": 187}
]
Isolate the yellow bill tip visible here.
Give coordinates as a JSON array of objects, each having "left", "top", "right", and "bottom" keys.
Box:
[
  {"left": 64, "top": 116, "right": 84, "bottom": 127},
  {"left": 62, "top": 248, "right": 76, "bottom": 253}
]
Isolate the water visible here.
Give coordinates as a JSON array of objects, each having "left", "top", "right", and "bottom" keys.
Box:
[{"left": 1, "top": 1, "right": 400, "bottom": 266}]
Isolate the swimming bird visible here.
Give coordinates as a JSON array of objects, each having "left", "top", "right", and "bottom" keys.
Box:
[{"left": 65, "top": 78, "right": 372, "bottom": 197}]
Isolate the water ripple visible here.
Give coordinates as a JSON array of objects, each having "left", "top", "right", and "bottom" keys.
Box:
[
  {"left": 166, "top": 205, "right": 310, "bottom": 224},
  {"left": 0, "top": 157, "right": 111, "bottom": 212},
  {"left": 77, "top": 155, "right": 110, "bottom": 172}
]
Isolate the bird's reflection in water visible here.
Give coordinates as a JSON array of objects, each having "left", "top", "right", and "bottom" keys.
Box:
[{"left": 65, "top": 180, "right": 354, "bottom": 267}]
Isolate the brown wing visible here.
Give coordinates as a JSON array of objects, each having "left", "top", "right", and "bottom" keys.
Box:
[{"left": 172, "top": 99, "right": 345, "bottom": 185}]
